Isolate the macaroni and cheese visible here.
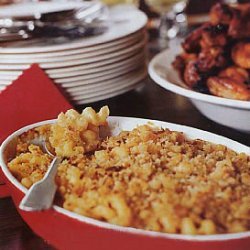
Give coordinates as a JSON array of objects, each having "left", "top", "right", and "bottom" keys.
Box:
[{"left": 7, "top": 107, "right": 250, "bottom": 235}]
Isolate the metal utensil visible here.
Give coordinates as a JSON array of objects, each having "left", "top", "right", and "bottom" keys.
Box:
[
  {"left": 19, "top": 157, "right": 61, "bottom": 211},
  {"left": 19, "top": 138, "right": 61, "bottom": 211},
  {"left": 0, "top": 1, "right": 109, "bottom": 41}
]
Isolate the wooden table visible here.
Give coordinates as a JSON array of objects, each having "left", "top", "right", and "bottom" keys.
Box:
[{"left": 1, "top": 35, "right": 250, "bottom": 250}]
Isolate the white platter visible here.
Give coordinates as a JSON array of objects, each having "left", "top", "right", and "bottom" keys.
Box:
[{"left": 149, "top": 49, "right": 250, "bottom": 133}]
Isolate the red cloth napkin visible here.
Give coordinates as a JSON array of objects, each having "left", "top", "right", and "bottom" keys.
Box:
[{"left": 0, "top": 64, "right": 73, "bottom": 198}]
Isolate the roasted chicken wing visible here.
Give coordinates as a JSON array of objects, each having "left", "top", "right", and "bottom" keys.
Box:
[
  {"left": 184, "top": 61, "right": 201, "bottom": 88},
  {"left": 219, "top": 66, "right": 249, "bottom": 83},
  {"left": 232, "top": 42, "right": 250, "bottom": 69},
  {"left": 210, "top": 3, "right": 250, "bottom": 38},
  {"left": 210, "top": 3, "right": 234, "bottom": 25},
  {"left": 207, "top": 77, "right": 250, "bottom": 101},
  {"left": 228, "top": 4, "right": 250, "bottom": 38},
  {"left": 173, "top": 2, "right": 250, "bottom": 101}
]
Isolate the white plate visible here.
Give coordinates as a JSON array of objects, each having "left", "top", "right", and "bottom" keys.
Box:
[
  {"left": 67, "top": 67, "right": 147, "bottom": 98},
  {"left": 0, "top": 51, "right": 146, "bottom": 84},
  {"left": 0, "top": 80, "right": 10, "bottom": 85},
  {"left": 0, "top": 32, "right": 146, "bottom": 63},
  {"left": 0, "top": 84, "right": 6, "bottom": 91},
  {"left": 0, "top": 75, "right": 18, "bottom": 81},
  {"left": 0, "top": 30, "right": 145, "bottom": 59},
  {"left": 0, "top": 5, "right": 147, "bottom": 54},
  {"left": 0, "top": 50, "right": 146, "bottom": 80},
  {"left": 47, "top": 51, "right": 146, "bottom": 76},
  {"left": 0, "top": 41, "right": 146, "bottom": 70},
  {"left": 57, "top": 63, "right": 146, "bottom": 87},
  {"left": 0, "top": 1, "right": 86, "bottom": 17},
  {"left": 0, "top": 38, "right": 146, "bottom": 67},
  {"left": 149, "top": 49, "right": 250, "bottom": 132},
  {"left": 55, "top": 63, "right": 144, "bottom": 85},
  {"left": 0, "top": 69, "right": 21, "bottom": 76},
  {"left": 0, "top": 66, "right": 147, "bottom": 96},
  {"left": 73, "top": 81, "right": 144, "bottom": 105}
]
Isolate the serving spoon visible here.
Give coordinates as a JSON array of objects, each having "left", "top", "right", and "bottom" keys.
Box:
[
  {"left": 19, "top": 138, "right": 61, "bottom": 211},
  {"left": 18, "top": 125, "right": 111, "bottom": 212}
]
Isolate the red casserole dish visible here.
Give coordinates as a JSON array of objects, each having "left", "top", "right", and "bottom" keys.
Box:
[{"left": 0, "top": 117, "right": 250, "bottom": 250}]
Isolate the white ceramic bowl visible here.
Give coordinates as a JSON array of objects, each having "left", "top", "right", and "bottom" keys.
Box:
[
  {"left": 149, "top": 49, "right": 250, "bottom": 133},
  {"left": 0, "top": 117, "right": 250, "bottom": 250}
]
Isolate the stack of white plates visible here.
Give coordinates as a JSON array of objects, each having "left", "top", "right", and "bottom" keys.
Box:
[{"left": 0, "top": 4, "right": 148, "bottom": 105}]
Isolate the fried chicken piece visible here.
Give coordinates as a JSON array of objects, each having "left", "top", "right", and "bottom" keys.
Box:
[
  {"left": 232, "top": 42, "right": 250, "bottom": 69},
  {"left": 182, "top": 48, "right": 227, "bottom": 88},
  {"left": 184, "top": 61, "right": 202, "bottom": 88},
  {"left": 200, "top": 24, "right": 228, "bottom": 49},
  {"left": 207, "top": 76, "right": 250, "bottom": 101},
  {"left": 197, "top": 47, "right": 227, "bottom": 72},
  {"left": 219, "top": 66, "right": 249, "bottom": 83},
  {"left": 210, "top": 3, "right": 250, "bottom": 39},
  {"left": 182, "top": 23, "right": 209, "bottom": 53},
  {"left": 172, "top": 53, "right": 197, "bottom": 76},
  {"left": 210, "top": 3, "right": 234, "bottom": 25},
  {"left": 228, "top": 12, "right": 250, "bottom": 39},
  {"left": 228, "top": 7, "right": 250, "bottom": 39},
  {"left": 175, "top": 2, "right": 250, "bottom": 99},
  {"left": 182, "top": 22, "right": 228, "bottom": 54},
  {"left": 172, "top": 55, "right": 185, "bottom": 76}
]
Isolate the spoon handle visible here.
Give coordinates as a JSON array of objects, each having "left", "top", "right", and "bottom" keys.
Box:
[{"left": 19, "top": 157, "right": 61, "bottom": 211}]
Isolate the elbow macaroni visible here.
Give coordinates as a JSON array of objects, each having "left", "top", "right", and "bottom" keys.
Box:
[
  {"left": 49, "top": 106, "right": 109, "bottom": 157},
  {"left": 7, "top": 106, "right": 250, "bottom": 235}
]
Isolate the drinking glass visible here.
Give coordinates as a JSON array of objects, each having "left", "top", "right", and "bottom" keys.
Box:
[{"left": 145, "top": 0, "right": 188, "bottom": 49}]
